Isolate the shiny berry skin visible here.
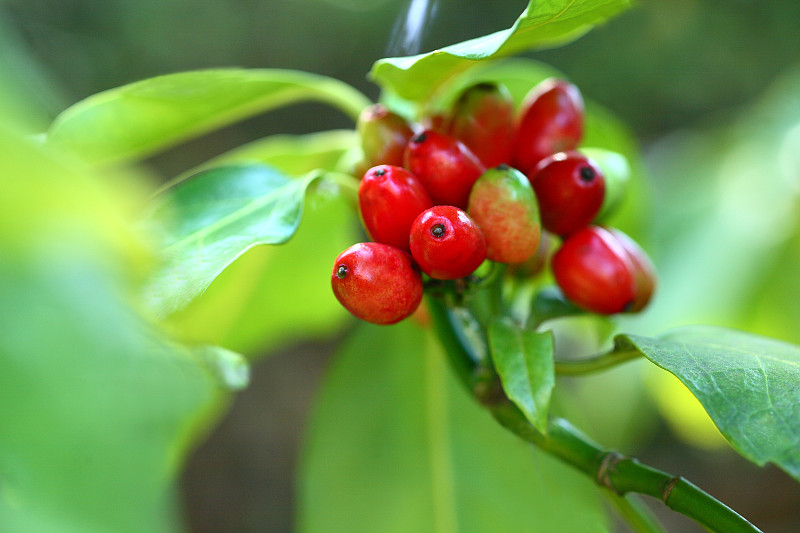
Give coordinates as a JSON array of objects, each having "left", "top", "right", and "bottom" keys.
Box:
[
  {"left": 404, "top": 130, "right": 486, "bottom": 209},
  {"left": 331, "top": 242, "right": 423, "bottom": 325},
  {"left": 514, "top": 78, "right": 584, "bottom": 174},
  {"left": 528, "top": 151, "right": 605, "bottom": 237},
  {"left": 607, "top": 228, "right": 656, "bottom": 312},
  {"left": 357, "top": 104, "right": 414, "bottom": 169},
  {"left": 358, "top": 165, "right": 433, "bottom": 251},
  {"left": 552, "top": 226, "right": 635, "bottom": 314},
  {"left": 409, "top": 206, "right": 487, "bottom": 280},
  {"left": 467, "top": 165, "right": 541, "bottom": 264},
  {"left": 449, "top": 83, "right": 515, "bottom": 168}
]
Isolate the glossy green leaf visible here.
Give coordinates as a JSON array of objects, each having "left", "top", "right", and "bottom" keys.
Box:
[
  {"left": 489, "top": 318, "right": 555, "bottom": 434},
  {"left": 161, "top": 130, "right": 360, "bottom": 357},
  {"left": 164, "top": 189, "right": 356, "bottom": 357},
  {"left": 46, "top": 68, "right": 370, "bottom": 164},
  {"left": 370, "top": 0, "right": 632, "bottom": 104},
  {"left": 616, "top": 327, "right": 800, "bottom": 482},
  {"left": 298, "top": 321, "right": 608, "bottom": 532},
  {"left": 141, "top": 163, "right": 327, "bottom": 317}
]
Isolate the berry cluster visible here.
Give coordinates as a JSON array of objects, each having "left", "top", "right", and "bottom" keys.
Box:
[{"left": 332, "top": 78, "right": 656, "bottom": 324}]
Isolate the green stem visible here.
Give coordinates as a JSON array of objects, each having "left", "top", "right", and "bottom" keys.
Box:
[
  {"left": 426, "top": 296, "right": 762, "bottom": 533},
  {"left": 554, "top": 348, "right": 641, "bottom": 375},
  {"left": 604, "top": 491, "right": 667, "bottom": 533}
]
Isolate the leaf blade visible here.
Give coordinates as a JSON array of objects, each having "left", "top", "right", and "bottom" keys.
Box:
[
  {"left": 617, "top": 327, "right": 800, "bottom": 482},
  {"left": 370, "top": 0, "right": 633, "bottom": 104},
  {"left": 46, "top": 68, "right": 370, "bottom": 164},
  {"left": 298, "top": 321, "right": 607, "bottom": 532},
  {"left": 141, "top": 163, "right": 326, "bottom": 317},
  {"left": 489, "top": 318, "right": 555, "bottom": 433}
]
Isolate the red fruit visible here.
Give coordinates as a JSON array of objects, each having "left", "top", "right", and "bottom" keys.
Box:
[
  {"left": 404, "top": 130, "right": 486, "bottom": 209},
  {"left": 607, "top": 228, "right": 657, "bottom": 312},
  {"left": 409, "top": 206, "right": 487, "bottom": 280},
  {"left": 358, "top": 165, "right": 433, "bottom": 251},
  {"left": 357, "top": 104, "right": 414, "bottom": 168},
  {"left": 449, "top": 83, "right": 515, "bottom": 168},
  {"left": 552, "top": 226, "right": 635, "bottom": 314},
  {"left": 331, "top": 242, "right": 423, "bottom": 325},
  {"left": 528, "top": 151, "right": 605, "bottom": 236},
  {"left": 514, "top": 78, "right": 584, "bottom": 174},
  {"left": 467, "top": 165, "right": 541, "bottom": 263}
]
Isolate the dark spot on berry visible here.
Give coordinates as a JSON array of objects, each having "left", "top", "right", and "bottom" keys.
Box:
[
  {"left": 579, "top": 166, "right": 595, "bottom": 182},
  {"left": 622, "top": 300, "right": 634, "bottom": 313},
  {"left": 496, "top": 163, "right": 510, "bottom": 171},
  {"left": 374, "top": 168, "right": 387, "bottom": 176},
  {"left": 336, "top": 265, "right": 348, "bottom": 279},
  {"left": 431, "top": 224, "right": 446, "bottom": 238},
  {"left": 413, "top": 132, "right": 427, "bottom": 144}
]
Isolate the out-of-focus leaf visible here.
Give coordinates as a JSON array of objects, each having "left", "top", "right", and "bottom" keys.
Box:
[
  {"left": 370, "top": 0, "right": 632, "bottom": 104},
  {"left": 0, "top": 125, "right": 228, "bottom": 532},
  {"left": 298, "top": 321, "right": 609, "bottom": 532},
  {"left": 46, "top": 69, "right": 370, "bottom": 164},
  {"left": 489, "top": 318, "right": 554, "bottom": 433},
  {"left": 141, "top": 163, "right": 329, "bottom": 318},
  {"left": 616, "top": 327, "right": 800, "bottom": 482}
]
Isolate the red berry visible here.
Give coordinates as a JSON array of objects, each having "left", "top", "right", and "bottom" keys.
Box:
[
  {"left": 357, "top": 104, "right": 414, "bottom": 169},
  {"left": 528, "top": 151, "right": 605, "bottom": 236},
  {"left": 552, "top": 226, "right": 635, "bottom": 314},
  {"left": 449, "top": 83, "right": 515, "bottom": 168},
  {"left": 358, "top": 165, "right": 433, "bottom": 251},
  {"left": 409, "top": 206, "right": 487, "bottom": 280},
  {"left": 514, "top": 79, "right": 584, "bottom": 174},
  {"left": 404, "top": 130, "right": 486, "bottom": 209},
  {"left": 331, "top": 242, "right": 423, "bottom": 325},
  {"left": 467, "top": 165, "right": 541, "bottom": 264},
  {"left": 607, "top": 228, "right": 656, "bottom": 312}
]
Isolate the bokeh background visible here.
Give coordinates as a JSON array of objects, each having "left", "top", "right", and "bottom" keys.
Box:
[{"left": 3, "top": 0, "right": 800, "bottom": 531}]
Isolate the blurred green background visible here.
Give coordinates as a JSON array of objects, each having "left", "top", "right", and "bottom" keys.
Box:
[{"left": 2, "top": 0, "right": 800, "bottom": 531}]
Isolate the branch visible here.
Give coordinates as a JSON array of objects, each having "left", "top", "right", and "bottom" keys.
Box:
[
  {"left": 554, "top": 347, "right": 641, "bottom": 375},
  {"left": 425, "top": 296, "right": 763, "bottom": 533}
]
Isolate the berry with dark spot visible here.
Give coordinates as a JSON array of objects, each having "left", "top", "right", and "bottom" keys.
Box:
[
  {"left": 528, "top": 151, "right": 605, "bottom": 236},
  {"left": 409, "top": 205, "right": 487, "bottom": 280},
  {"left": 331, "top": 242, "right": 423, "bottom": 325},
  {"left": 358, "top": 165, "right": 433, "bottom": 251}
]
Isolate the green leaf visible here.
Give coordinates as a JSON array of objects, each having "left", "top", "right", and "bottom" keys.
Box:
[
  {"left": 616, "top": 327, "right": 800, "bottom": 482},
  {"left": 0, "top": 255, "right": 226, "bottom": 533},
  {"left": 0, "top": 125, "right": 228, "bottom": 532},
  {"left": 489, "top": 318, "right": 555, "bottom": 433},
  {"left": 141, "top": 163, "right": 329, "bottom": 318},
  {"left": 46, "top": 68, "right": 371, "bottom": 164},
  {"left": 160, "top": 129, "right": 360, "bottom": 357},
  {"left": 164, "top": 188, "right": 357, "bottom": 357},
  {"left": 370, "top": 0, "right": 632, "bottom": 104},
  {"left": 298, "top": 320, "right": 608, "bottom": 532}
]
